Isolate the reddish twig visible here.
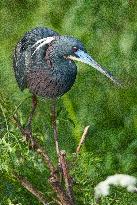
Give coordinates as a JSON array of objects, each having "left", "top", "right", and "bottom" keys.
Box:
[
  {"left": 49, "top": 175, "right": 74, "bottom": 205},
  {"left": 76, "top": 125, "right": 90, "bottom": 153},
  {"left": 60, "top": 150, "right": 74, "bottom": 204}
]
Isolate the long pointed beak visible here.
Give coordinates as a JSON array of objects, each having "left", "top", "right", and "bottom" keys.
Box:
[{"left": 68, "top": 49, "right": 120, "bottom": 85}]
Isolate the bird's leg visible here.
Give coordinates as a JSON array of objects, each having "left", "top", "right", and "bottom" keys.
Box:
[
  {"left": 51, "top": 99, "right": 60, "bottom": 164},
  {"left": 24, "top": 94, "right": 37, "bottom": 146},
  {"left": 26, "top": 94, "right": 37, "bottom": 129},
  {"left": 51, "top": 101, "right": 75, "bottom": 203}
]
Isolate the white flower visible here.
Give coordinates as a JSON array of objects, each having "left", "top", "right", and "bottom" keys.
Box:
[{"left": 95, "top": 174, "right": 137, "bottom": 200}]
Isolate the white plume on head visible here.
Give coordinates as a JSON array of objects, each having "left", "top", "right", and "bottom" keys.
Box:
[
  {"left": 95, "top": 174, "right": 137, "bottom": 200},
  {"left": 31, "top": 36, "right": 55, "bottom": 56}
]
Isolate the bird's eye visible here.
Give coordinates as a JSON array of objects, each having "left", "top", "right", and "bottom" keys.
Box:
[{"left": 72, "top": 46, "right": 78, "bottom": 52}]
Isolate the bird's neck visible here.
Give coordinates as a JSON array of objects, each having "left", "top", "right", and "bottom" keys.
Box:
[{"left": 45, "top": 45, "right": 71, "bottom": 71}]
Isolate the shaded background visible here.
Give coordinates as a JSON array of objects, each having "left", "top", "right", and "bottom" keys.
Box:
[{"left": 0, "top": 0, "right": 137, "bottom": 204}]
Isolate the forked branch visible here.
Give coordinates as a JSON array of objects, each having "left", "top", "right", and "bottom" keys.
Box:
[{"left": 13, "top": 114, "right": 75, "bottom": 205}]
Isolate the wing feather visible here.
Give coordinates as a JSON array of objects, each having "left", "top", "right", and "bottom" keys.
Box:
[{"left": 13, "top": 27, "right": 59, "bottom": 90}]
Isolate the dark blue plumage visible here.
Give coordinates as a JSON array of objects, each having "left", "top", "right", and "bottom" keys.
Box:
[
  {"left": 13, "top": 27, "right": 59, "bottom": 93},
  {"left": 13, "top": 27, "right": 86, "bottom": 98},
  {"left": 13, "top": 27, "right": 119, "bottom": 99}
]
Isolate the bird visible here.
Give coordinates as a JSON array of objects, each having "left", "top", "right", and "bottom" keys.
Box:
[{"left": 13, "top": 27, "right": 119, "bottom": 154}]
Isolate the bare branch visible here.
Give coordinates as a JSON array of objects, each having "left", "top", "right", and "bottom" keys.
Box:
[
  {"left": 60, "top": 150, "right": 74, "bottom": 204},
  {"left": 76, "top": 125, "right": 90, "bottom": 153},
  {"left": 15, "top": 174, "right": 49, "bottom": 205},
  {"left": 49, "top": 175, "right": 74, "bottom": 205}
]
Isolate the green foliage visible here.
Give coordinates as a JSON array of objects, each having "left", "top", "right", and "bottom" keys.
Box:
[{"left": 0, "top": 0, "right": 137, "bottom": 204}]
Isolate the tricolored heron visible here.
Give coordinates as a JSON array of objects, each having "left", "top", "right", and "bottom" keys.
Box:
[{"left": 13, "top": 27, "right": 119, "bottom": 157}]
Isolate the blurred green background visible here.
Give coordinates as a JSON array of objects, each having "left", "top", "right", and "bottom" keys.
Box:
[{"left": 0, "top": 0, "right": 137, "bottom": 204}]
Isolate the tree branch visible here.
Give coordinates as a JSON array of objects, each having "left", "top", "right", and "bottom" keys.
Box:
[
  {"left": 49, "top": 175, "right": 74, "bottom": 205},
  {"left": 60, "top": 150, "right": 74, "bottom": 204},
  {"left": 15, "top": 174, "right": 49, "bottom": 205},
  {"left": 76, "top": 125, "right": 90, "bottom": 153}
]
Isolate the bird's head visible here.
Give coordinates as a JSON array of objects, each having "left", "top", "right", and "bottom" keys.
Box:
[{"left": 32, "top": 35, "right": 120, "bottom": 85}]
